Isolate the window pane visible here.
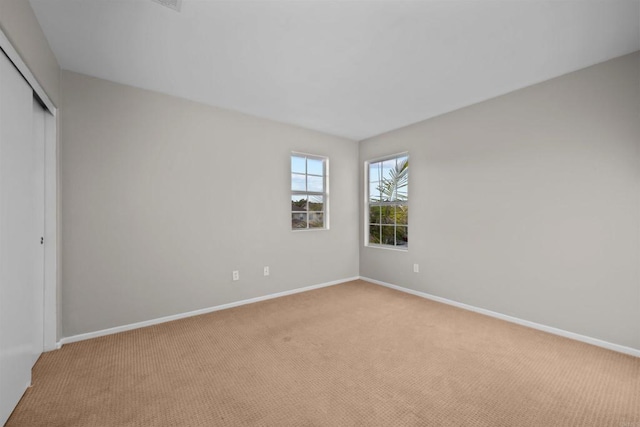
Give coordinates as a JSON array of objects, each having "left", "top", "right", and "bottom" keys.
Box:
[
  {"left": 307, "top": 158, "right": 323, "bottom": 176},
  {"left": 396, "top": 226, "right": 408, "bottom": 247},
  {"left": 308, "top": 195, "right": 323, "bottom": 211},
  {"left": 369, "top": 225, "right": 381, "bottom": 244},
  {"left": 369, "top": 163, "right": 381, "bottom": 182},
  {"left": 382, "top": 159, "right": 395, "bottom": 181},
  {"left": 369, "top": 206, "right": 381, "bottom": 224},
  {"left": 379, "top": 162, "right": 395, "bottom": 201},
  {"left": 397, "top": 205, "right": 408, "bottom": 225},
  {"left": 307, "top": 175, "right": 323, "bottom": 192},
  {"left": 380, "top": 205, "right": 395, "bottom": 224},
  {"left": 291, "top": 156, "right": 306, "bottom": 174},
  {"left": 292, "top": 213, "right": 307, "bottom": 229},
  {"left": 396, "top": 187, "right": 408, "bottom": 201},
  {"left": 381, "top": 226, "right": 395, "bottom": 245},
  {"left": 291, "top": 195, "right": 307, "bottom": 211},
  {"left": 396, "top": 157, "right": 409, "bottom": 200},
  {"left": 393, "top": 158, "right": 408, "bottom": 201},
  {"left": 309, "top": 212, "right": 324, "bottom": 228},
  {"left": 291, "top": 173, "right": 306, "bottom": 191},
  {"left": 369, "top": 181, "right": 381, "bottom": 202}
]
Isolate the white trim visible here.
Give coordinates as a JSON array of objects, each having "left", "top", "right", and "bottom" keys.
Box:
[
  {"left": 364, "top": 244, "right": 408, "bottom": 252},
  {"left": 360, "top": 276, "right": 640, "bottom": 358},
  {"left": 366, "top": 151, "right": 409, "bottom": 165},
  {"left": 43, "top": 112, "right": 57, "bottom": 351},
  {"left": 291, "top": 150, "right": 329, "bottom": 159},
  {"left": 0, "top": 28, "right": 56, "bottom": 115},
  {"left": 58, "top": 276, "right": 359, "bottom": 346}
]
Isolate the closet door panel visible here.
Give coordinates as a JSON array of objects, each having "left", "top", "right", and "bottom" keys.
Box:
[
  {"left": 32, "top": 98, "right": 46, "bottom": 366},
  {"left": 0, "top": 51, "right": 37, "bottom": 426}
]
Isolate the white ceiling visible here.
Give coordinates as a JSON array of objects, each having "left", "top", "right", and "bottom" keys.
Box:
[{"left": 30, "top": 0, "right": 640, "bottom": 140}]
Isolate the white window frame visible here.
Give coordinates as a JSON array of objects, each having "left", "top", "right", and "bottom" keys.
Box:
[
  {"left": 291, "top": 152, "right": 329, "bottom": 231},
  {"left": 365, "top": 152, "right": 409, "bottom": 250}
]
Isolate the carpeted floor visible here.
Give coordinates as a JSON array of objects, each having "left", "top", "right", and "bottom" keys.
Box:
[{"left": 6, "top": 280, "right": 640, "bottom": 426}]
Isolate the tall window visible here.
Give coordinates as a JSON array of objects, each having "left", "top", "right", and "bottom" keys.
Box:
[
  {"left": 291, "top": 153, "right": 328, "bottom": 230},
  {"left": 367, "top": 154, "right": 408, "bottom": 248}
]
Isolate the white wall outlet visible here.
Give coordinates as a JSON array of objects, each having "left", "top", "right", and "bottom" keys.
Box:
[
  {"left": 232, "top": 270, "right": 239, "bottom": 281},
  {"left": 263, "top": 266, "right": 270, "bottom": 276},
  {"left": 413, "top": 263, "right": 419, "bottom": 273}
]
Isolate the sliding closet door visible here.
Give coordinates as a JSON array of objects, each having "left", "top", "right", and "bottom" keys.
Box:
[
  {"left": 0, "top": 51, "right": 39, "bottom": 425},
  {"left": 32, "top": 98, "right": 46, "bottom": 366}
]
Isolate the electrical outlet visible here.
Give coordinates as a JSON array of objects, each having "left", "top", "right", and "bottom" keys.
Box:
[
  {"left": 413, "top": 264, "right": 419, "bottom": 273},
  {"left": 232, "top": 270, "right": 239, "bottom": 281},
  {"left": 264, "top": 266, "right": 270, "bottom": 276}
]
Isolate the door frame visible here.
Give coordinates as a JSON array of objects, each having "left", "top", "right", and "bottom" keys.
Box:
[
  {"left": 43, "top": 108, "right": 57, "bottom": 351},
  {"left": 0, "top": 28, "right": 59, "bottom": 351}
]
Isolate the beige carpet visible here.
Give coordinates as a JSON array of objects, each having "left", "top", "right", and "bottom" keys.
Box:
[{"left": 7, "top": 280, "right": 640, "bottom": 426}]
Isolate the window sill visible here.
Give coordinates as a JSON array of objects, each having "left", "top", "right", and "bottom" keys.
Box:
[{"left": 365, "top": 244, "right": 408, "bottom": 252}]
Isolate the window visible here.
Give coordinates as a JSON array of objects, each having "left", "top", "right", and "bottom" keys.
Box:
[
  {"left": 367, "top": 154, "right": 408, "bottom": 248},
  {"left": 291, "top": 153, "right": 328, "bottom": 230}
]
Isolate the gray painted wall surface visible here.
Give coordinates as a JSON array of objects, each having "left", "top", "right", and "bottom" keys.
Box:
[
  {"left": 0, "top": 0, "right": 60, "bottom": 105},
  {"left": 61, "top": 71, "right": 359, "bottom": 337},
  {"left": 359, "top": 52, "right": 640, "bottom": 350}
]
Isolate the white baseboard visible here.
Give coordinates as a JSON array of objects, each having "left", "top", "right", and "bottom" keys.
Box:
[
  {"left": 360, "top": 276, "right": 640, "bottom": 358},
  {"left": 59, "top": 276, "right": 359, "bottom": 346}
]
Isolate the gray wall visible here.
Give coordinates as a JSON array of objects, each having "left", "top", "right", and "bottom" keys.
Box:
[
  {"left": 60, "top": 71, "right": 359, "bottom": 337},
  {"left": 0, "top": 0, "right": 60, "bottom": 105},
  {"left": 359, "top": 52, "right": 640, "bottom": 350}
]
